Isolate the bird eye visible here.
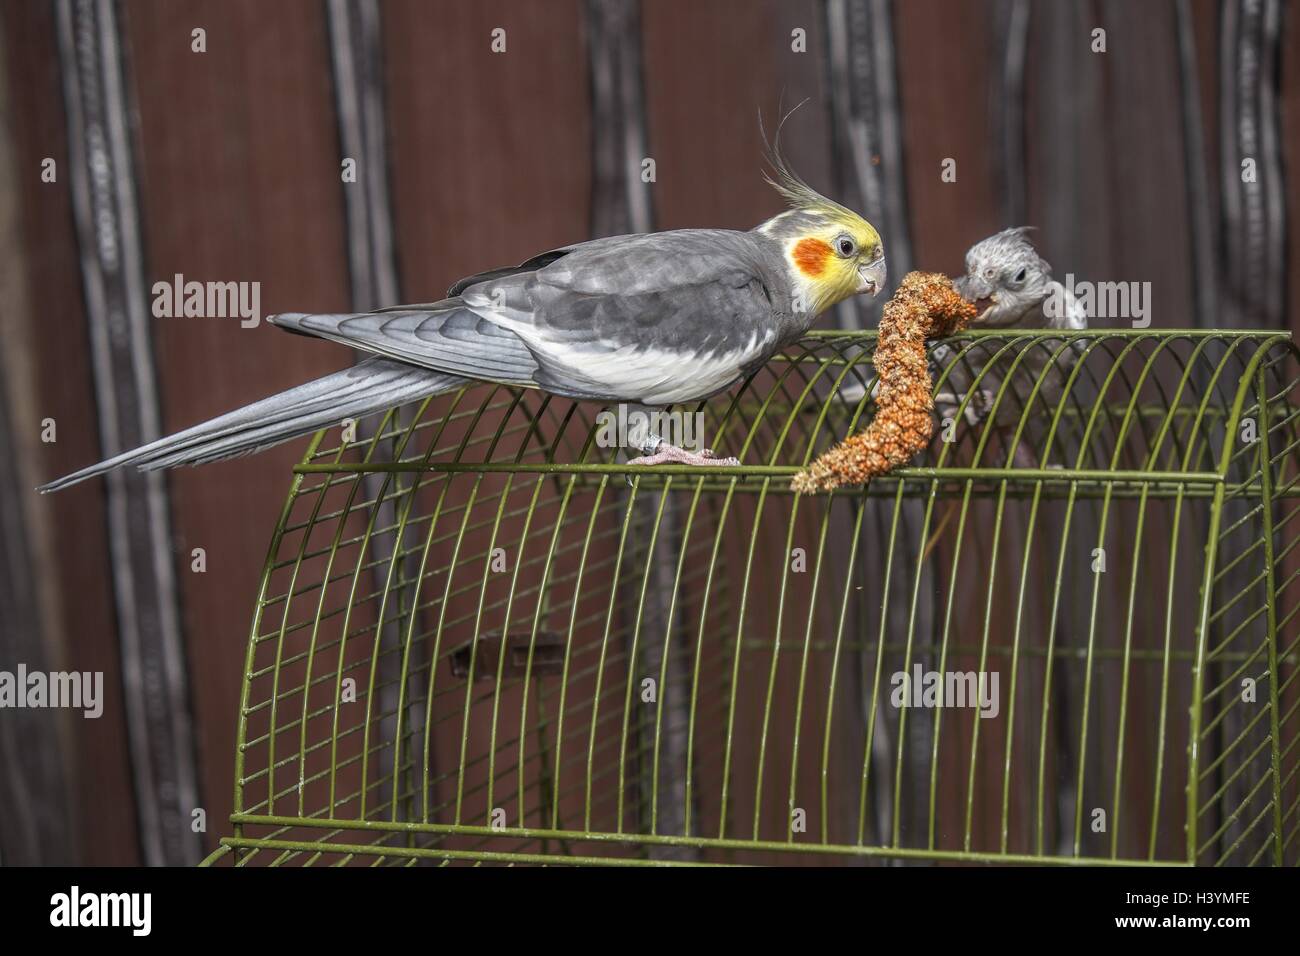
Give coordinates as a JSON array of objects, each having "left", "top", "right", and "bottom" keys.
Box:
[
  {"left": 1013, "top": 267, "right": 1027, "bottom": 283},
  {"left": 836, "top": 235, "right": 857, "bottom": 257}
]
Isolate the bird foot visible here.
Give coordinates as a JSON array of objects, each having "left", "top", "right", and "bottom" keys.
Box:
[
  {"left": 1010, "top": 443, "right": 1039, "bottom": 469},
  {"left": 627, "top": 442, "right": 740, "bottom": 467},
  {"left": 963, "top": 388, "right": 996, "bottom": 426}
]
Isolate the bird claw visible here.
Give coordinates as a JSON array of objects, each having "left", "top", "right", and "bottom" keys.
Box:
[
  {"left": 963, "top": 389, "right": 996, "bottom": 426},
  {"left": 627, "top": 443, "right": 741, "bottom": 468}
]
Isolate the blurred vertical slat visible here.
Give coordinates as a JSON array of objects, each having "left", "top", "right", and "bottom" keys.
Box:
[
  {"left": 1212, "top": 0, "right": 1287, "bottom": 865},
  {"left": 121, "top": 0, "right": 354, "bottom": 857},
  {"left": 823, "top": 0, "right": 916, "bottom": 853},
  {"left": 587, "top": 0, "right": 653, "bottom": 240},
  {"left": 1021, "top": 0, "right": 1199, "bottom": 857},
  {"left": 892, "top": 0, "right": 1004, "bottom": 852},
  {"left": 987, "top": 0, "right": 1033, "bottom": 856},
  {"left": 639, "top": 0, "right": 843, "bottom": 855},
  {"left": 55, "top": 0, "right": 200, "bottom": 865},
  {"left": 0, "top": 6, "right": 76, "bottom": 866},
  {"left": 382, "top": 0, "right": 591, "bottom": 824},
  {"left": 1286, "top": 0, "right": 1300, "bottom": 341},
  {"left": 586, "top": 0, "right": 697, "bottom": 858},
  {"left": 326, "top": 0, "right": 398, "bottom": 312},
  {"left": 642, "top": 0, "right": 831, "bottom": 232},
  {"left": 0, "top": 170, "right": 74, "bottom": 863},
  {"left": 0, "top": 372, "right": 70, "bottom": 865},
  {"left": 325, "top": 0, "right": 425, "bottom": 820},
  {"left": 1219, "top": 0, "right": 1286, "bottom": 330},
  {"left": 1281, "top": 0, "right": 1300, "bottom": 869},
  {"left": 990, "top": 0, "right": 1029, "bottom": 227},
  {"left": 383, "top": 0, "right": 590, "bottom": 292},
  {"left": 0, "top": 0, "right": 138, "bottom": 865},
  {"left": 824, "top": 0, "right": 913, "bottom": 328},
  {"left": 1176, "top": 0, "right": 1218, "bottom": 331},
  {"left": 1027, "top": 0, "right": 1196, "bottom": 321},
  {"left": 895, "top": 0, "right": 1001, "bottom": 272}
]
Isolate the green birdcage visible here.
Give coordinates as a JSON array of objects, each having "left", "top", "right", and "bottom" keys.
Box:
[{"left": 200, "top": 328, "right": 1299, "bottom": 867}]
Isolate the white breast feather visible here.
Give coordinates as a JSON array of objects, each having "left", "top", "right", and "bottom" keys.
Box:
[
  {"left": 465, "top": 291, "right": 777, "bottom": 404},
  {"left": 539, "top": 330, "right": 774, "bottom": 405}
]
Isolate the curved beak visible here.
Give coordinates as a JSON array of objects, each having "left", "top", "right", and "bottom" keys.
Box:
[
  {"left": 856, "top": 255, "right": 887, "bottom": 297},
  {"left": 954, "top": 274, "right": 997, "bottom": 321}
]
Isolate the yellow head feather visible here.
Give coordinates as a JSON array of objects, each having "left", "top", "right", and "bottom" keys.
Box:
[{"left": 760, "top": 109, "right": 884, "bottom": 314}]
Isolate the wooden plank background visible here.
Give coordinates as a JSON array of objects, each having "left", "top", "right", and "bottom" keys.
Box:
[{"left": 0, "top": 0, "right": 1295, "bottom": 864}]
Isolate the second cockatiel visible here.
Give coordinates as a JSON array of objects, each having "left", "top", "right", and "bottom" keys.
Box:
[
  {"left": 827, "top": 228, "right": 1088, "bottom": 473},
  {"left": 940, "top": 227, "right": 1088, "bottom": 429},
  {"left": 42, "top": 153, "right": 885, "bottom": 491}
]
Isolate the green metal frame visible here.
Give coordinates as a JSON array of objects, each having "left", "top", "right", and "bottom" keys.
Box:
[{"left": 201, "top": 329, "right": 1299, "bottom": 866}]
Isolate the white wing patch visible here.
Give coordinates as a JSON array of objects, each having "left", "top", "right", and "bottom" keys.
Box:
[
  {"left": 462, "top": 287, "right": 777, "bottom": 404},
  {"left": 1048, "top": 280, "right": 1090, "bottom": 331},
  {"left": 534, "top": 330, "right": 773, "bottom": 405}
]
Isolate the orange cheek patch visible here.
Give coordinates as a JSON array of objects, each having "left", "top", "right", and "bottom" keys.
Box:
[{"left": 793, "top": 238, "right": 832, "bottom": 277}]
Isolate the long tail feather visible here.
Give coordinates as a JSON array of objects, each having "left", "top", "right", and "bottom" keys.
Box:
[{"left": 39, "top": 358, "right": 466, "bottom": 492}]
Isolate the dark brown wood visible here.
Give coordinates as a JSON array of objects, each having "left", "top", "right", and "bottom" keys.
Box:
[
  {"left": 121, "top": 0, "right": 353, "bottom": 860},
  {"left": 0, "top": 0, "right": 142, "bottom": 866},
  {"left": 383, "top": 0, "right": 591, "bottom": 296}
]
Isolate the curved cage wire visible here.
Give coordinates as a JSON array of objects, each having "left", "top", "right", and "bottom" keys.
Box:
[{"left": 202, "top": 329, "right": 1300, "bottom": 867}]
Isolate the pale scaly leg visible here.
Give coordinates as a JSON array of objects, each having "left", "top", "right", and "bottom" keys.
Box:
[
  {"left": 935, "top": 388, "right": 995, "bottom": 428},
  {"left": 627, "top": 432, "right": 739, "bottom": 467}
]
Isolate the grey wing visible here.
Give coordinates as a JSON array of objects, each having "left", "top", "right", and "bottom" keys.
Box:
[
  {"left": 1052, "top": 280, "right": 1090, "bottom": 332},
  {"left": 457, "top": 230, "right": 785, "bottom": 403},
  {"left": 443, "top": 246, "right": 590, "bottom": 297},
  {"left": 440, "top": 233, "right": 665, "bottom": 298},
  {"left": 272, "top": 230, "right": 782, "bottom": 405},
  {"left": 269, "top": 244, "right": 629, "bottom": 379},
  {"left": 269, "top": 304, "right": 540, "bottom": 385}
]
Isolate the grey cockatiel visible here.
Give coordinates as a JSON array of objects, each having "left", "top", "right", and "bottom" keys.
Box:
[
  {"left": 41, "top": 156, "right": 886, "bottom": 491},
  {"left": 940, "top": 226, "right": 1088, "bottom": 430}
]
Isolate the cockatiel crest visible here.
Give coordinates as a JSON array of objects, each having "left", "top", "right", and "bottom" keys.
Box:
[{"left": 757, "top": 130, "right": 886, "bottom": 316}]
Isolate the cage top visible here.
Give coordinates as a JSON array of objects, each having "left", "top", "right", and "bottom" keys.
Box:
[
  {"left": 227, "top": 328, "right": 1297, "bottom": 868},
  {"left": 293, "top": 329, "right": 1298, "bottom": 494}
]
